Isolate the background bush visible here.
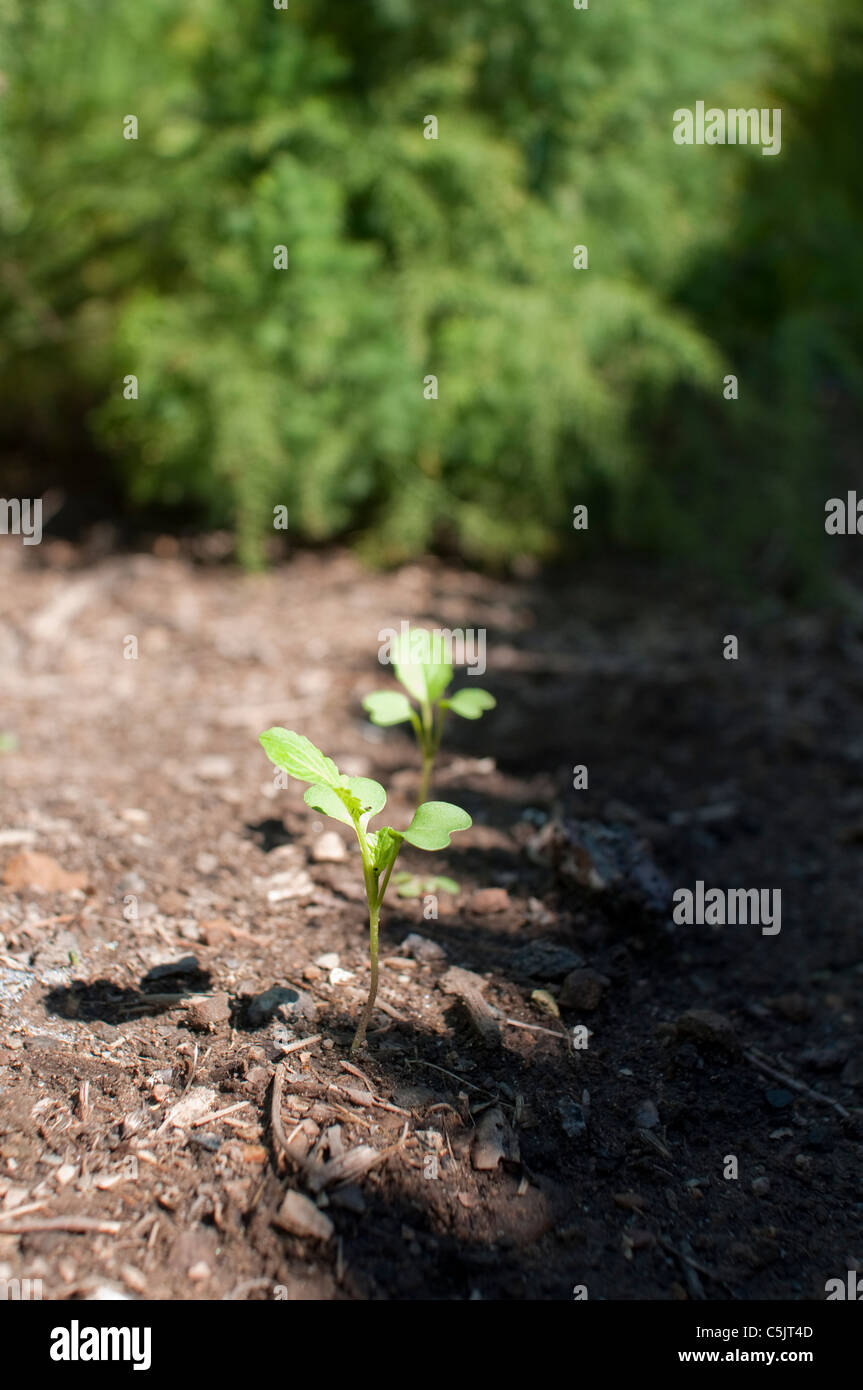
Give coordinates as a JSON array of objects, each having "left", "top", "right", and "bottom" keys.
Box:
[{"left": 1, "top": 0, "right": 861, "bottom": 577}]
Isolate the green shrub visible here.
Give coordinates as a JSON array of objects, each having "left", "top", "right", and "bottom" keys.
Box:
[{"left": 1, "top": 0, "right": 861, "bottom": 575}]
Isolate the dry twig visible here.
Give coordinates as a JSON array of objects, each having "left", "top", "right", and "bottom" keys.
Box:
[
  {"left": 0, "top": 1215, "right": 121, "bottom": 1235},
  {"left": 744, "top": 1048, "right": 854, "bottom": 1120}
]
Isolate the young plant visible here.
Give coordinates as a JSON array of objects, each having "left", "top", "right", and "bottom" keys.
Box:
[
  {"left": 259, "top": 727, "right": 471, "bottom": 1052},
  {"left": 363, "top": 627, "right": 496, "bottom": 806},
  {"left": 391, "top": 871, "right": 459, "bottom": 899}
]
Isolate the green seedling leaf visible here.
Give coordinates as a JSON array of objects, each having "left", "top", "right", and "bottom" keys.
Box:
[
  {"left": 259, "top": 728, "right": 340, "bottom": 786},
  {"left": 304, "top": 776, "right": 386, "bottom": 827},
  {"left": 370, "top": 825, "right": 404, "bottom": 871},
  {"left": 303, "top": 783, "right": 355, "bottom": 826},
  {"left": 441, "top": 688, "right": 496, "bottom": 720},
  {"left": 393, "top": 873, "right": 422, "bottom": 898},
  {"left": 0, "top": 733, "right": 17, "bottom": 754},
  {"left": 432, "top": 876, "right": 460, "bottom": 895},
  {"left": 402, "top": 800, "right": 472, "bottom": 850},
  {"left": 392, "top": 628, "right": 453, "bottom": 704},
  {"left": 421, "top": 662, "right": 454, "bottom": 702},
  {"left": 393, "top": 872, "right": 459, "bottom": 898},
  {"left": 363, "top": 690, "right": 414, "bottom": 726}
]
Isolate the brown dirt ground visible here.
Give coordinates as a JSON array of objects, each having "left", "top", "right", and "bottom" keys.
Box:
[{"left": 0, "top": 538, "right": 860, "bottom": 1301}]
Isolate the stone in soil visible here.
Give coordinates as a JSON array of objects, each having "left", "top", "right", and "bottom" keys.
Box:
[
  {"left": 400, "top": 932, "right": 446, "bottom": 964},
  {"left": 634, "top": 1099, "right": 660, "bottom": 1129},
  {"left": 272, "top": 1189, "right": 333, "bottom": 1245},
  {"left": 469, "top": 887, "right": 511, "bottom": 914},
  {"left": 200, "top": 918, "right": 234, "bottom": 946},
  {"left": 263, "top": 867, "right": 316, "bottom": 902},
  {"left": 247, "top": 985, "right": 318, "bottom": 1027},
  {"left": 311, "top": 832, "right": 346, "bottom": 862},
  {"left": 510, "top": 939, "right": 585, "bottom": 980},
  {"left": 195, "top": 755, "right": 234, "bottom": 781},
  {"left": 184, "top": 992, "right": 232, "bottom": 1031},
  {"left": 559, "top": 968, "right": 610, "bottom": 1012},
  {"left": 675, "top": 1008, "right": 740, "bottom": 1054},
  {"left": 764, "top": 1088, "right": 795, "bottom": 1109},
  {"left": 530, "top": 817, "right": 671, "bottom": 916},
  {"left": 144, "top": 954, "right": 202, "bottom": 981},
  {"left": 157, "top": 890, "right": 188, "bottom": 916},
  {"left": 557, "top": 1098, "right": 588, "bottom": 1141},
  {"left": 3, "top": 850, "right": 89, "bottom": 893}
]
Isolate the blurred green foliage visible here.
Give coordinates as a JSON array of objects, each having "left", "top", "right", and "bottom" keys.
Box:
[{"left": 1, "top": 0, "right": 861, "bottom": 573}]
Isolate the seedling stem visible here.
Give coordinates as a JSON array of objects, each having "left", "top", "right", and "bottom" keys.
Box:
[{"left": 258, "top": 727, "right": 471, "bottom": 1053}]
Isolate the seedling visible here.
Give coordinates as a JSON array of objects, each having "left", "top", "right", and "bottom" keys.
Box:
[
  {"left": 259, "top": 727, "right": 471, "bottom": 1052},
  {"left": 391, "top": 871, "right": 459, "bottom": 900},
  {"left": 363, "top": 626, "right": 496, "bottom": 805}
]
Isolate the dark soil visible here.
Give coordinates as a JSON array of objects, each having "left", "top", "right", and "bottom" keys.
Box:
[{"left": 0, "top": 540, "right": 860, "bottom": 1301}]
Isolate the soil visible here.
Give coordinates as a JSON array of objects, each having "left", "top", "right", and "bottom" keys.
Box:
[{"left": 0, "top": 539, "right": 860, "bottom": 1301}]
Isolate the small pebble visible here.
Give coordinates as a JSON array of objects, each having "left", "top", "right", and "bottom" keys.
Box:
[
  {"left": 557, "top": 1098, "right": 588, "bottom": 1141},
  {"left": 157, "top": 891, "right": 187, "bottom": 917},
  {"left": 560, "top": 968, "right": 610, "bottom": 1013},
  {"left": 196, "top": 756, "right": 233, "bottom": 781},
  {"left": 315, "top": 953, "right": 340, "bottom": 970},
  {"left": 470, "top": 888, "right": 511, "bottom": 914},
  {"left": 117, "top": 871, "right": 146, "bottom": 895},
  {"left": 764, "top": 1088, "right": 795, "bottom": 1110},
  {"left": 634, "top": 1099, "right": 660, "bottom": 1130},
  {"left": 311, "top": 832, "right": 346, "bottom": 863},
  {"left": 675, "top": 1008, "right": 739, "bottom": 1054},
  {"left": 247, "top": 986, "right": 318, "bottom": 1027},
  {"left": 400, "top": 933, "right": 446, "bottom": 964},
  {"left": 185, "top": 992, "right": 232, "bottom": 1032}
]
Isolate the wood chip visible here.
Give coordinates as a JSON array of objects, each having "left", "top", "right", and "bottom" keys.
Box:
[
  {"left": 439, "top": 966, "right": 501, "bottom": 1045},
  {"left": 160, "top": 1086, "right": 217, "bottom": 1131},
  {"left": 305, "top": 1144, "right": 384, "bottom": 1193},
  {"left": 3, "top": 851, "right": 88, "bottom": 893},
  {"left": 471, "top": 1105, "right": 519, "bottom": 1171},
  {"left": 273, "top": 1190, "right": 334, "bottom": 1241}
]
